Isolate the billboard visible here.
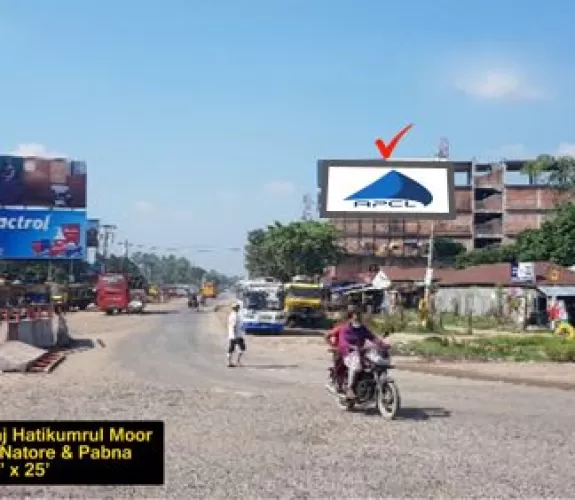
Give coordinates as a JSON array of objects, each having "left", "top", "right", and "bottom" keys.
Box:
[
  {"left": 0, "top": 209, "right": 87, "bottom": 259},
  {"left": 87, "top": 219, "right": 100, "bottom": 248},
  {"left": 0, "top": 155, "right": 87, "bottom": 208},
  {"left": 317, "top": 160, "right": 455, "bottom": 219}
]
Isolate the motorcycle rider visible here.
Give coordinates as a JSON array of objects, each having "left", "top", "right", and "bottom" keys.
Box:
[
  {"left": 188, "top": 292, "right": 199, "bottom": 309},
  {"left": 339, "top": 310, "right": 389, "bottom": 400},
  {"left": 324, "top": 311, "right": 353, "bottom": 393}
]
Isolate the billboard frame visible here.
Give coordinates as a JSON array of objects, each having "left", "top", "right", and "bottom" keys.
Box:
[{"left": 317, "top": 159, "right": 456, "bottom": 220}]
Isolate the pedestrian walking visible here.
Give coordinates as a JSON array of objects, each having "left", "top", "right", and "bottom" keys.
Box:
[{"left": 227, "top": 303, "right": 246, "bottom": 367}]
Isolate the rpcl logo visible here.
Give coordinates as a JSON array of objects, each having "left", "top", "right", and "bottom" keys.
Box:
[{"left": 344, "top": 123, "right": 434, "bottom": 210}]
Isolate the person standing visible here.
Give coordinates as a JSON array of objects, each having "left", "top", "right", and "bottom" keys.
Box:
[{"left": 227, "top": 303, "right": 246, "bottom": 367}]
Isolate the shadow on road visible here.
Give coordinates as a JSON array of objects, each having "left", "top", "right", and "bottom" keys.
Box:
[
  {"left": 252, "top": 329, "right": 323, "bottom": 337},
  {"left": 141, "top": 310, "right": 180, "bottom": 315},
  {"left": 362, "top": 406, "right": 451, "bottom": 420},
  {"left": 59, "top": 337, "right": 106, "bottom": 352},
  {"left": 396, "top": 407, "right": 452, "bottom": 421},
  {"left": 243, "top": 364, "right": 300, "bottom": 370}
]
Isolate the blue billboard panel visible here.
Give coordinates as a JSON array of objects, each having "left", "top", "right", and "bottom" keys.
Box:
[{"left": 0, "top": 209, "right": 87, "bottom": 259}]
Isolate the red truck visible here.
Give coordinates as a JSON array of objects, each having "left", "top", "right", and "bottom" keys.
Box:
[{"left": 96, "top": 273, "right": 146, "bottom": 315}]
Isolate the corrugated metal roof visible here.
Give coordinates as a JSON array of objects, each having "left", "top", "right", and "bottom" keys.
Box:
[{"left": 537, "top": 285, "right": 575, "bottom": 297}]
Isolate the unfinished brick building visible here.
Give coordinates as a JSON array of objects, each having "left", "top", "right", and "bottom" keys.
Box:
[{"left": 325, "top": 160, "right": 566, "bottom": 282}]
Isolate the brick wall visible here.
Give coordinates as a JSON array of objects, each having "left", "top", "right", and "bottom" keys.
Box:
[
  {"left": 455, "top": 189, "right": 472, "bottom": 212},
  {"left": 505, "top": 187, "right": 569, "bottom": 210},
  {"left": 435, "top": 214, "right": 473, "bottom": 236},
  {"left": 504, "top": 213, "right": 541, "bottom": 234},
  {"left": 505, "top": 188, "right": 537, "bottom": 209},
  {"left": 474, "top": 167, "right": 504, "bottom": 187}
]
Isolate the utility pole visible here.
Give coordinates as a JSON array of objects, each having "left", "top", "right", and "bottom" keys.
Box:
[
  {"left": 424, "top": 138, "right": 450, "bottom": 303},
  {"left": 122, "top": 239, "right": 130, "bottom": 272},
  {"left": 100, "top": 224, "right": 117, "bottom": 260}
]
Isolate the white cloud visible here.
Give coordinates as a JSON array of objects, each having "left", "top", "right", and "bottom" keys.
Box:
[
  {"left": 11, "top": 143, "right": 66, "bottom": 158},
  {"left": 557, "top": 142, "right": 575, "bottom": 157},
  {"left": 133, "top": 200, "right": 154, "bottom": 213},
  {"left": 455, "top": 69, "right": 545, "bottom": 101},
  {"left": 263, "top": 180, "right": 296, "bottom": 196}
]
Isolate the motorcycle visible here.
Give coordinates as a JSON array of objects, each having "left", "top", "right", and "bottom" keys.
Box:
[
  {"left": 188, "top": 297, "right": 200, "bottom": 311},
  {"left": 326, "top": 344, "right": 401, "bottom": 420}
]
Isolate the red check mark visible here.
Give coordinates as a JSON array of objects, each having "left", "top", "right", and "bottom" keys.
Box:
[{"left": 374, "top": 124, "right": 414, "bottom": 159}]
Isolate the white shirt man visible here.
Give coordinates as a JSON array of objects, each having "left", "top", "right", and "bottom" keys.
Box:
[{"left": 227, "top": 304, "right": 246, "bottom": 367}]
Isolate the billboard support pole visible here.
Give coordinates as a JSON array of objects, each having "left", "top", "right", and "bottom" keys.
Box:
[
  {"left": 424, "top": 222, "right": 435, "bottom": 303},
  {"left": 122, "top": 239, "right": 129, "bottom": 272}
]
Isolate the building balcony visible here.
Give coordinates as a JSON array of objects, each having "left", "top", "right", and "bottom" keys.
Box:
[
  {"left": 474, "top": 195, "right": 503, "bottom": 212},
  {"left": 474, "top": 220, "right": 503, "bottom": 237}
]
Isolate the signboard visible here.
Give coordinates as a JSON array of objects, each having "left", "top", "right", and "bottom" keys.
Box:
[
  {"left": 0, "top": 208, "right": 87, "bottom": 259},
  {"left": 317, "top": 160, "right": 455, "bottom": 219},
  {"left": 510, "top": 261, "right": 535, "bottom": 283},
  {"left": 372, "top": 270, "right": 391, "bottom": 289},
  {"left": 0, "top": 155, "right": 87, "bottom": 208},
  {"left": 87, "top": 218, "right": 100, "bottom": 248},
  {"left": 547, "top": 266, "right": 560, "bottom": 282}
]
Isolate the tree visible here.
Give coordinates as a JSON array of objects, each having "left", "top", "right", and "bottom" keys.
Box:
[
  {"left": 454, "top": 203, "right": 575, "bottom": 268},
  {"left": 128, "top": 251, "right": 239, "bottom": 287},
  {"left": 455, "top": 244, "right": 518, "bottom": 268},
  {"left": 244, "top": 220, "right": 345, "bottom": 281},
  {"left": 244, "top": 229, "right": 274, "bottom": 278},
  {"left": 523, "top": 154, "right": 575, "bottom": 191},
  {"left": 515, "top": 203, "right": 575, "bottom": 266},
  {"left": 433, "top": 237, "right": 466, "bottom": 262}
]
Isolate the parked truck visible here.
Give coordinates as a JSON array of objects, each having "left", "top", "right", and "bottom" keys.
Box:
[
  {"left": 283, "top": 276, "right": 325, "bottom": 327},
  {"left": 200, "top": 281, "right": 217, "bottom": 299}
]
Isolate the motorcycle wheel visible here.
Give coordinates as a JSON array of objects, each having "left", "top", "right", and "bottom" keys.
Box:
[{"left": 377, "top": 380, "right": 400, "bottom": 420}]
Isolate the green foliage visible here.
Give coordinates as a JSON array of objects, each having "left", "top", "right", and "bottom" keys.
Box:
[
  {"left": 368, "top": 311, "right": 444, "bottom": 334},
  {"left": 515, "top": 203, "right": 575, "bottom": 266},
  {"left": 129, "top": 252, "right": 238, "bottom": 287},
  {"left": 392, "top": 334, "right": 575, "bottom": 362},
  {"left": 0, "top": 260, "right": 91, "bottom": 284},
  {"left": 433, "top": 237, "right": 466, "bottom": 262},
  {"left": 454, "top": 203, "right": 575, "bottom": 268},
  {"left": 0, "top": 252, "right": 238, "bottom": 287},
  {"left": 244, "top": 220, "right": 345, "bottom": 281},
  {"left": 523, "top": 154, "right": 575, "bottom": 191},
  {"left": 455, "top": 244, "right": 518, "bottom": 268}
]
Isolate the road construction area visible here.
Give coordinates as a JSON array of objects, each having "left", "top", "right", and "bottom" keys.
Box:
[{"left": 1, "top": 298, "right": 574, "bottom": 498}]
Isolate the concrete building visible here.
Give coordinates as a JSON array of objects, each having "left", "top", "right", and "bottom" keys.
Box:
[{"left": 325, "top": 160, "right": 568, "bottom": 282}]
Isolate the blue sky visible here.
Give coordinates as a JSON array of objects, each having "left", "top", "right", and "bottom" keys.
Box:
[{"left": 0, "top": 0, "right": 573, "bottom": 275}]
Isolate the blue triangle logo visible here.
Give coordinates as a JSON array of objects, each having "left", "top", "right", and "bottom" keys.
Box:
[{"left": 345, "top": 170, "right": 433, "bottom": 206}]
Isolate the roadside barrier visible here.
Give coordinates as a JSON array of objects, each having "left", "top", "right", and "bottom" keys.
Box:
[{"left": 1, "top": 305, "right": 59, "bottom": 348}]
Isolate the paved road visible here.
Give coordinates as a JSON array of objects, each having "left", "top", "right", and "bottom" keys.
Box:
[{"left": 1, "top": 302, "right": 575, "bottom": 498}]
